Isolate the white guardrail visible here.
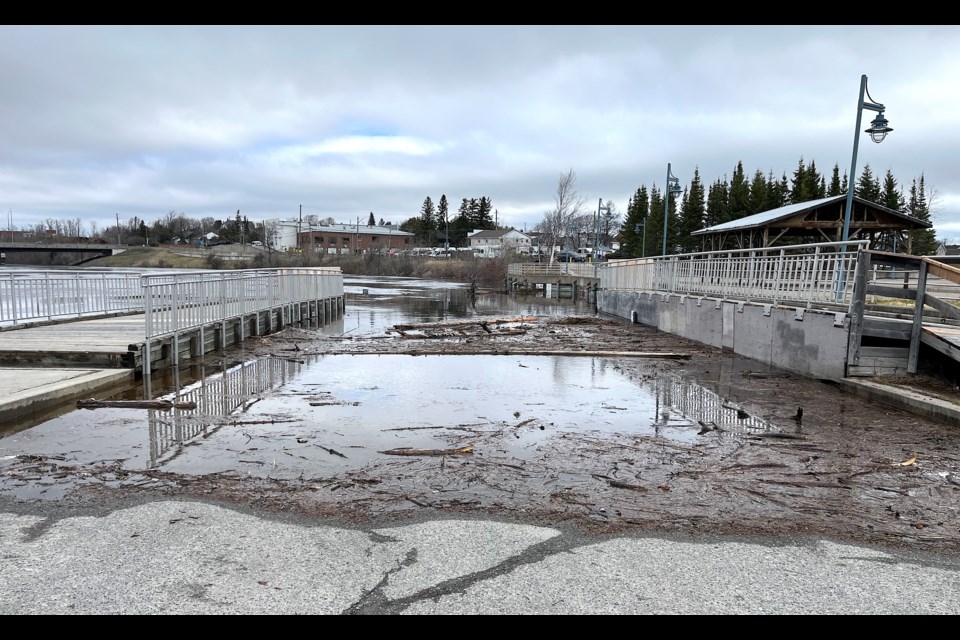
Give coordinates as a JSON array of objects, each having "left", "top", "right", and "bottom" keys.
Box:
[
  {"left": 598, "top": 241, "right": 871, "bottom": 310},
  {"left": 507, "top": 263, "right": 599, "bottom": 278},
  {"left": 142, "top": 268, "right": 343, "bottom": 340},
  {"left": 0, "top": 270, "right": 144, "bottom": 326}
]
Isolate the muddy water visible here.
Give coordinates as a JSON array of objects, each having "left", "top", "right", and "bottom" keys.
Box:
[{"left": 0, "top": 275, "right": 787, "bottom": 498}]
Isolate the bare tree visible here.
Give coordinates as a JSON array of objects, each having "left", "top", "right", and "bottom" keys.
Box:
[{"left": 536, "top": 169, "right": 586, "bottom": 263}]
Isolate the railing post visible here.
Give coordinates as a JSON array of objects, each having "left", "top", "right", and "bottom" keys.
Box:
[
  {"left": 773, "top": 249, "right": 785, "bottom": 306},
  {"left": 845, "top": 248, "right": 870, "bottom": 375},
  {"left": 907, "top": 260, "right": 929, "bottom": 374}
]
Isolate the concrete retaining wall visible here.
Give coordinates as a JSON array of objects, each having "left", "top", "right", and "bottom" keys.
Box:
[{"left": 598, "top": 290, "right": 849, "bottom": 380}]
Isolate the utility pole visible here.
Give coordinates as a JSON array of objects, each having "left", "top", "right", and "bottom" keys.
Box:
[
  {"left": 116, "top": 212, "right": 121, "bottom": 245},
  {"left": 298, "top": 205, "right": 302, "bottom": 253}
]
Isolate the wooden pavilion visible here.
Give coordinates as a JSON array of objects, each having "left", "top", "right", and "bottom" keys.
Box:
[{"left": 691, "top": 195, "right": 932, "bottom": 252}]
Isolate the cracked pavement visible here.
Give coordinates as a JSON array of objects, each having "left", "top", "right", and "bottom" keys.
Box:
[{"left": 2, "top": 498, "right": 959, "bottom": 614}]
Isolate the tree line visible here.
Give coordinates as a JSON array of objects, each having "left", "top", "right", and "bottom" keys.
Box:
[{"left": 616, "top": 158, "right": 938, "bottom": 258}]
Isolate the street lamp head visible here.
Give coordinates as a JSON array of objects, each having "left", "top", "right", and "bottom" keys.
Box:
[
  {"left": 669, "top": 181, "right": 682, "bottom": 197},
  {"left": 866, "top": 111, "right": 892, "bottom": 143}
]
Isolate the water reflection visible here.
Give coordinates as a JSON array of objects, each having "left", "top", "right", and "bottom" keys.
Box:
[
  {"left": 147, "top": 357, "right": 304, "bottom": 468},
  {"left": 137, "top": 351, "right": 785, "bottom": 476}
]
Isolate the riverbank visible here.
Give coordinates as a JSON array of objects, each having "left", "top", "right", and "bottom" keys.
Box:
[{"left": 83, "top": 246, "right": 510, "bottom": 286}]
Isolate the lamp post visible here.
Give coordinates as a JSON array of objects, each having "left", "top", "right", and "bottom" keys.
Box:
[
  {"left": 842, "top": 74, "right": 892, "bottom": 252},
  {"left": 635, "top": 221, "right": 647, "bottom": 258},
  {"left": 594, "top": 198, "right": 611, "bottom": 278},
  {"left": 836, "top": 74, "right": 892, "bottom": 300},
  {"left": 661, "top": 163, "right": 682, "bottom": 256}
]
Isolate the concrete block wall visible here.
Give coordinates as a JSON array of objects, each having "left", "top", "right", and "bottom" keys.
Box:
[{"left": 598, "top": 290, "right": 849, "bottom": 380}]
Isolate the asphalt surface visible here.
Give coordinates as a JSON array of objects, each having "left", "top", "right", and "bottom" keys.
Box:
[{"left": 1, "top": 497, "right": 959, "bottom": 615}]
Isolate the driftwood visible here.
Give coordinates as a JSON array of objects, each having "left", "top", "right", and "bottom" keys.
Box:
[
  {"left": 77, "top": 398, "right": 197, "bottom": 411},
  {"left": 380, "top": 445, "right": 474, "bottom": 457},
  {"left": 391, "top": 317, "right": 538, "bottom": 331}
]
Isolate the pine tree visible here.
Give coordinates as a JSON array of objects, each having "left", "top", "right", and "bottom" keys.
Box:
[
  {"left": 804, "top": 159, "right": 824, "bottom": 200},
  {"left": 728, "top": 161, "right": 750, "bottom": 220},
  {"left": 475, "top": 197, "right": 494, "bottom": 229},
  {"left": 438, "top": 195, "right": 450, "bottom": 246},
  {"left": 678, "top": 168, "right": 706, "bottom": 251},
  {"left": 621, "top": 186, "right": 650, "bottom": 258},
  {"left": 367, "top": 212, "right": 376, "bottom": 226},
  {"left": 881, "top": 170, "right": 905, "bottom": 211},
  {"left": 827, "top": 164, "right": 843, "bottom": 197},
  {"left": 648, "top": 186, "right": 666, "bottom": 255},
  {"left": 704, "top": 179, "right": 729, "bottom": 228},
  {"left": 908, "top": 174, "right": 937, "bottom": 255},
  {"left": 855, "top": 164, "right": 882, "bottom": 203},
  {"left": 419, "top": 196, "right": 436, "bottom": 231},
  {"left": 879, "top": 169, "right": 906, "bottom": 252},
  {"left": 790, "top": 157, "right": 807, "bottom": 203},
  {"left": 748, "top": 170, "right": 769, "bottom": 215}
]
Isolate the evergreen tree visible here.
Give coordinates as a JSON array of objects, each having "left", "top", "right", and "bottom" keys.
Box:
[
  {"left": 438, "top": 195, "right": 450, "bottom": 244},
  {"left": 881, "top": 170, "right": 905, "bottom": 211},
  {"left": 763, "top": 171, "right": 788, "bottom": 211},
  {"left": 855, "top": 164, "right": 882, "bottom": 203},
  {"left": 448, "top": 198, "right": 473, "bottom": 246},
  {"left": 907, "top": 174, "right": 937, "bottom": 255},
  {"left": 678, "top": 168, "right": 706, "bottom": 251},
  {"left": 804, "top": 159, "right": 825, "bottom": 200},
  {"left": 878, "top": 169, "right": 906, "bottom": 252},
  {"left": 748, "top": 169, "right": 769, "bottom": 215},
  {"left": 704, "top": 178, "right": 729, "bottom": 228},
  {"left": 419, "top": 196, "right": 436, "bottom": 231},
  {"left": 367, "top": 212, "right": 376, "bottom": 226},
  {"left": 790, "top": 157, "right": 807, "bottom": 203},
  {"left": 728, "top": 161, "right": 750, "bottom": 220},
  {"left": 621, "top": 186, "right": 649, "bottom": 258},
  {"left": 648, "top": 186, "right": 666, "bottom": 255},
  {"left": 827, "top": 164, "right": 843, "bottom": 197},
  {"left": 475, "top": 196, "right": 494, "bottom": 229}
]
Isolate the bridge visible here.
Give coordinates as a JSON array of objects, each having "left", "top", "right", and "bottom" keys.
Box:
[
  {"left": 0, "top": 241, "right": 129, "bottom": 265},
  {"left": 0, "top": 267, "right": 344, "bottom": 372}
]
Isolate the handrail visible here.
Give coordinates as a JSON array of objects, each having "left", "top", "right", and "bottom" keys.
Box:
[
  {"left": 600, "top": 241, "right": 871, "bottom": 311},
  {"left": 0, "top": 270, "right": 144, "bottom": 326},
  {"left": 142, "top": 267, "right": 344, "bottom": 340}
]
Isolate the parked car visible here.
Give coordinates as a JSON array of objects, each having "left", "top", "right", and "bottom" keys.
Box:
[{"left": 555, "top": 250, "right": 585, "bottom": 262}]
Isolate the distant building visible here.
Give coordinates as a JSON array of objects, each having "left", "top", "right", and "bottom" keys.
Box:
[
  {"left": 936, "top": 241, "right": 960, "bottom": 256},
  {"left": 467, "top": 229, "right": 532, "bottom": 257},
  {"left": 263, "top": 219, "right": 414, "bottom": 254}
]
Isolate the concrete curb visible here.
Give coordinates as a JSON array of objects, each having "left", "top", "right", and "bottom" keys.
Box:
[
  {"left": 837, "top": 378, "right": 960, "bottom": 427},
  {"left": 0, "top": 368, "right": 134, "bottom": 428}
]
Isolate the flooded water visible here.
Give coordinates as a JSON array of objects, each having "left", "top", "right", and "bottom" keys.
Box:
[{"left": 0, "top": 274, "right": 787, "bottom": 498}]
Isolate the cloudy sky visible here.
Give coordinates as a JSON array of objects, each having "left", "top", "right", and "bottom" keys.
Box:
[{"left": 2, "top": 25, "right": 960, "bottom": 241}]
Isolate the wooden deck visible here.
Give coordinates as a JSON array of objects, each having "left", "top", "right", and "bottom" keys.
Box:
[
  {"left": 0, "top": 294, "right": 345, "bottom": 373},
  {"left": 0, "top": 314, "right": 145, "bottom": 368},
  {"left": 923, "top": 325, "right": 960, "bottom": 362}
]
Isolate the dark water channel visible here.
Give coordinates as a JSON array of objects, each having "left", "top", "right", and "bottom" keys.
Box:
[{"left": 0, "top": 275, "right": 790, "bottom": 499}]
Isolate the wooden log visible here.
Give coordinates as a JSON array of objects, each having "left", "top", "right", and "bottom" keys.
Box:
[
  {"left": 76, "top": 398, "right": 197, "bottom": 410},
  {"left": 380, "top": 445, "right": 474, "bottom": 457}
]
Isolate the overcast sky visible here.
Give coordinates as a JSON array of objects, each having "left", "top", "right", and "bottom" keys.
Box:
[{"left": 2, "top": 25, "right": 960, "bottom": 242}]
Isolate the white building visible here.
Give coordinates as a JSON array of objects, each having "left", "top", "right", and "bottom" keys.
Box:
[{"left": 467, "top": 229, "right": 532, "bottom": 257}]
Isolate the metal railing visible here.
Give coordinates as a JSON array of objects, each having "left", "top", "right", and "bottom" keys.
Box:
[
  {"left": 599, "top": 241, "right": 871, "bottom": 311},
  {"left": 507, "top": 263, "right": 599, "bottom": 278},
  {"left": 0, "top": 270, "right": 144, "bottom": 326},
  {"left": 142, "top": 267, "right": 343, "bottom": 340}
]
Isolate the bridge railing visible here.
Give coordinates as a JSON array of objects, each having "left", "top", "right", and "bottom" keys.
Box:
[
  {"left": 142, "top": 267, "right": 343, "bottom": 340},
  {"left": 507, "top": 263, "right": 598, "bottom": 278},
  {"left": 0, "top": 270, "right": 144, "bottom": 326},
  {"left": 599, "top": 241, "right": 871, "bottom": 311}
]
